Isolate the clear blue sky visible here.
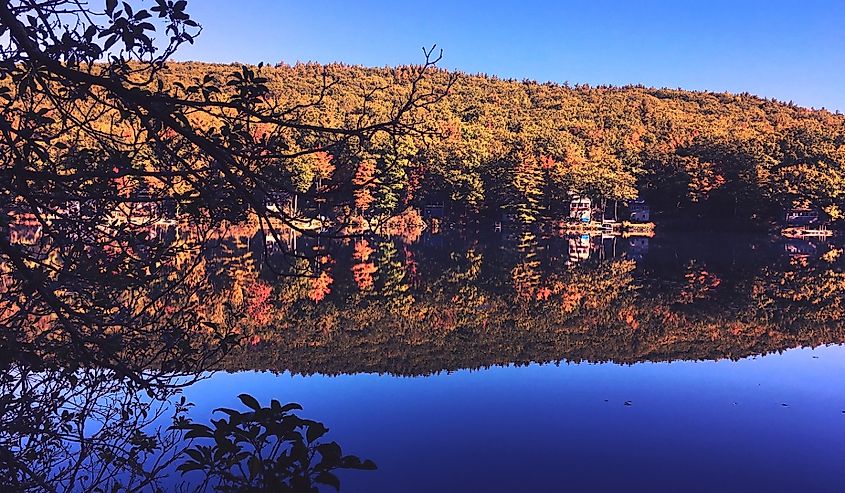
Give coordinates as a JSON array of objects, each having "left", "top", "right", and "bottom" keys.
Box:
[{"left": 173, "top": 0, "right": 845, "bottom": 112}]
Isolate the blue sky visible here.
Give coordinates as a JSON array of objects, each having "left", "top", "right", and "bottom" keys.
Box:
[{"left": 173, "top": 1, "right": 845, "bottom": 111}]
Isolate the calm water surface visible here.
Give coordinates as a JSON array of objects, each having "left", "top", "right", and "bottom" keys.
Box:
[
  {"left": 175, "top": 231, "right": 845, "bottom": 492},
  {"left": 185, "top": 345, "right": 845, "bottom": 493}
]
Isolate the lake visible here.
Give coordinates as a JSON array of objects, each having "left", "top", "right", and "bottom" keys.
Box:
[
  {"left": 9, "top": 227, "right": 845, "bottom": 492},
  {"left": 174, "top": 229, "right": 845, "bottom": 492},
  {"left": 185, "top": 345, "right": 845, "bottom": 493}
]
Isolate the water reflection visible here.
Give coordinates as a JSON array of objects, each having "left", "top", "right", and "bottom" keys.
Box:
[
  {"left": 3, "top": 224, "right": 845, "bottom": 491},
  {"left": 221, "top": 229, "right": 845, "bottom": 375}
]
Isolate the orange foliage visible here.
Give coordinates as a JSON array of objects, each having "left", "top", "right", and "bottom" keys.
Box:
[
  {"left": 353, "top": 160, "right": 376, "bottom": 211},
  {"left": 309, "top": 271, "right": 333, "bottom": 302},
  {"left": 352, "top": 262, "right": 377, "bottom": 291},
  {"left": 353, "top": 240, "right": 374, "bottom": 262},
  {"left": 381, "top": 208, "right": 425, "bottom": 243},
  {"left": 351, "top": 240, "right": 377, "bottom": 291},
  {"left": 679, "top": 268, "right": 722, "bottom": 303},
  {"left": 312, "top": 151, "right": 335, "bottom": 180},
  {"left": 246, "top": 280, "right": 272, "bottom": 326},
  {"left": 536, "top": 286, "right": 553, "bottom": 301}
]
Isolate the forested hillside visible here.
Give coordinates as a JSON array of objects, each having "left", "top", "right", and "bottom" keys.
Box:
[{"left": 162, "top": 61, "right": 845, "bottom": 229}]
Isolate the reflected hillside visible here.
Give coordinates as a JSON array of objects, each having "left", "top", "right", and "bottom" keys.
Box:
[
  {"left": 186, "top": 227, "right": 845, "bottom": 375},
  {"left": 10, "top": 219, "right": 841, "bottom": 377}
]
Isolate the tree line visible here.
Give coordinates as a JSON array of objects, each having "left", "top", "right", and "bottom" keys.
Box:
[{"left": 158, "top": 61, "right": 845, "bottom": 228}]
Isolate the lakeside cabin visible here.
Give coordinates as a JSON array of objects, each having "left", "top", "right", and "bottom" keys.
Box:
[
  {"left": 567, "top": 235, "right": 592, "bottom": 263},
  {"left": 783, "top": 239, "right": 818, "bottom": 258},
  {"left": 567, "top": 196, "right": 652, "bottom": 227},
  {"left": 781, "top": 205, "right": 834, "bottom": 239},
  {"left": 784, "top": 206, "right": 821, "bottom": 226},
  {"left": 569, "top": 196, "right": 593, "bottom": 223}
]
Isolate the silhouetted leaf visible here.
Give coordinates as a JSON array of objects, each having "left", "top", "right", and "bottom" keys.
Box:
[{"left": 238, "top": 393, "right": 261, "bottom": 411}]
